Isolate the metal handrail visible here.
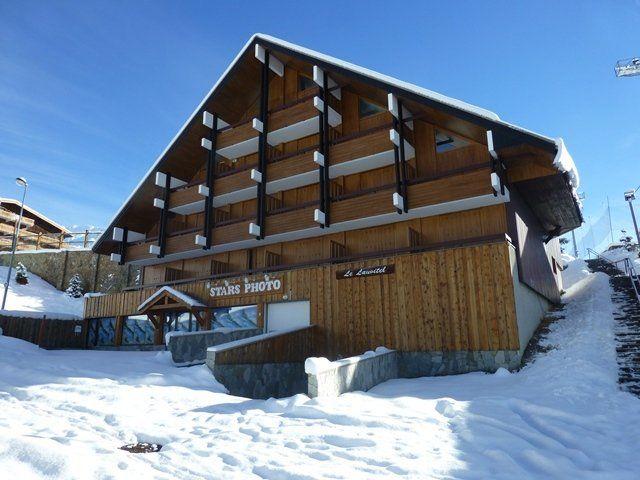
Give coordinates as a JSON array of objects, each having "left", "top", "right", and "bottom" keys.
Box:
[
  {"left": 623, "top": 257, "right": 640, "bottom": 304},
  {"left": 586, "top": 248, "right": 627, "bottom": 272}
]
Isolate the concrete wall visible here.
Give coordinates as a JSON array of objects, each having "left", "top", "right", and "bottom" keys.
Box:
[
  {"left": 307, "top": 349, "right": 399, "bottom": 398},
  {"left": 0, "top": 250, "right": 139, "bottom": 293},
  {"left": 399, "top": 350, "right": 521, "bottom": 378},
  {"left": 169, "top": 328, "right": 262, "bottom": 366},
  {"left": 209, "top": 362, "right": 307, "bottom": 399},
  {"left": 508, "top": 244, "right": 551, "bottom": 354}
]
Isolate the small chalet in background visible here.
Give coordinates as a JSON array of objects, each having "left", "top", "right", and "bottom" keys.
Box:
[
  {"left": 0, "top": 198, "right": 70, "bottom": 251},
  {"left": 85, "top": 34, "right": 582, "bottom": 396}
]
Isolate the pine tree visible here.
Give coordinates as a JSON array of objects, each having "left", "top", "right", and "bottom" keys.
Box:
[
  {"left": 65, "top": 274, "right": 84, "bottom": 298},
  {"left": 15, "top": 262, "right": 29, "bottom": 285}
]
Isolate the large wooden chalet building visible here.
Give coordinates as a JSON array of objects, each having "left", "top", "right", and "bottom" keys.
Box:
[{"left": 87, "top": 34, "right": 581, "bottom": 383}]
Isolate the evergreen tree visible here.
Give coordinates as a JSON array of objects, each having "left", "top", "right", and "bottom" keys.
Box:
[
  {"left": 15, "top": 262, "right": 29, "bottom": 285},
  {"left": 65, "top": 274, "right": 84, "bottom": 298}
]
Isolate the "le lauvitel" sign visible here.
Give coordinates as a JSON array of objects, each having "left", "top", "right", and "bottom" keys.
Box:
[
  {"left": 336, "top": 264, "right": 395, "bottom": 280},
  {"left": 208, "top": 275, "right": 283, "bottom": 298}
]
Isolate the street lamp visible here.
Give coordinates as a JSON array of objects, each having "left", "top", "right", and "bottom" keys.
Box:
[
  {"left": 624, "top": 187, "right": 640, "bottom": 250},
  {"left": 1, "top": 177, "right": 28, "bottom": 310}
]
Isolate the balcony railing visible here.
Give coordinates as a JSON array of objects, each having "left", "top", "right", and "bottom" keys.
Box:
[
  {"left": 126, "top": 161, "right": 496, "bottom": 263},
  {"left": 164, "top": 124, "right": 404, "bottom": 216}
]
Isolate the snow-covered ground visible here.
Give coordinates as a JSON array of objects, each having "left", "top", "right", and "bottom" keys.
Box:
[
  {"left": 0, "top": 258, "right": 639, "bottom": 478},
  {"left": 0, "top": 266, "right": 82, "bottom": 317}
]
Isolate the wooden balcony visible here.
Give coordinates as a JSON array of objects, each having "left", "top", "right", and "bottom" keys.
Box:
[
  {"left": 0, "top": 209, "right": 35, "bottom": 228},
  {"left": 165, "top": 125, "right": 406, "bottom": 215},
  {"left": 215, "top": 94, "right": 341, "bottom": 161},
  {"left": 126, "top": 164, "right": 501, "bottom": 264}
]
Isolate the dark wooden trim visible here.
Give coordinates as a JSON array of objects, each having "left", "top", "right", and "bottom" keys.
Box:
[
  {"left": 398, "top": 101, "right": 409, "bottom": 213},
  {"left": 157, "top": 173, "right": 171, "bottom": 257},
  {"left": 256, "top": 50, "right": 270, "bottom": 240},
  {"left": 203, "top": 115, "right": 218, "bottom": 249},
  {"left": 123, "top": 233, "right": 509, "bottom": 291},
  {"left": 118, "top": 228, "right": 128, "bottom": 265}
]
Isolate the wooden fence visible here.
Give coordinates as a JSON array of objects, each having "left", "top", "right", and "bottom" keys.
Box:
[
  {"left": 0, "top": 314, "right": 87, "bottom": 349},
  {"left": 0, "top": 230, "right": 104, "bottom": 251}
]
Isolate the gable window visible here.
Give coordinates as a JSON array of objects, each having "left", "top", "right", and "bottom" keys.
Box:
[
  {"left": 358, "top": 97, "right": 385, "bottom": 118},
  {"left": 435, "top": 130, "right": 468, "bottom": 153},
  {"left": 298, "top": 74, "right": 315, "bottom": 92}
]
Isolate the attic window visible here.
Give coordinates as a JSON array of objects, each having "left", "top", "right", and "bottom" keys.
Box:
[
  {"left": 435, "top": 130, "right": 468, "bottom": 153},
  {"left": 358, "top": 97, "right": 385, "bottom": 118},
  {"left": 298, "top": 75, "right": 315, "bottom": 92}
]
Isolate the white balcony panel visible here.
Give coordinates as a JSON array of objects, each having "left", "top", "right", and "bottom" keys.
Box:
[
  {"left": 216, "top": 136, "right": 260, "bottom": 160},
  {"left": 170, "top": 200, "right": 205, "bottom": 216},
  {"left": 266, "top": 117, "right": 318, "bottom": 147}
]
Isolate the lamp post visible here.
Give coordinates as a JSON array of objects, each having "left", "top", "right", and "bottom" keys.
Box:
[
  {"left": 1, "top": 177, "right": 28, "bottom": 310},
  {"left": 624, "top": 188, "right": 640, "bottom": 249}
]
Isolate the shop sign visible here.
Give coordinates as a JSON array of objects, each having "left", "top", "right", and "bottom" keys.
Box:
[
  {"left": 208, "top": 276, "right": 283, "bottom": 298},
  {"left": 336, "top": 264, "right": 395, "bottom": 280}
]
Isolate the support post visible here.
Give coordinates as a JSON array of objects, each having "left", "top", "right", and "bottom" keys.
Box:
[
  {"left": 391, "top": 117, "right": 403, "bottom": 214},
  {"left": 255, "top": 49, "right": 270, "bottom": 240},
  {"left": 397, "top": 101, "right": 409, "bottom": 213},
  {"left": 487, "top": 130, "right": 507, "bottom": 196},
  {"left": 157, "top": 173, "right": 171, "bottom": 257},
  {"left": 321, "top": 72, "right": 331, "bottom": 226},
  {"left": 114, "top": 316, "right": 124, "bottom": 347},
  {"left": 202, "top": 114, "right": 218, "bottom": 249},
  {"left": 118, "top": 227, "right": 128, "bottom": 266}
]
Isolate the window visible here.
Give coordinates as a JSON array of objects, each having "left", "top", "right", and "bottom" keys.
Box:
[
  {"left": 435, "top": 130, "right": 468, "bottom": 153},
  {"left": 298, "top": 74, "right": 315, "bottom": 92},
  {"left": 358, "top": 97, "right": 385, "bottom": 118}
]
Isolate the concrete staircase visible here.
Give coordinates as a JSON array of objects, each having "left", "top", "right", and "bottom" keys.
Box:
[{"left": 586, "top": 258, "right": 640, "bottom": 396}]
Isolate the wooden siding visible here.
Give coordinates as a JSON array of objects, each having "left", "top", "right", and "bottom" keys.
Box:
[
  {"left": 0, "top": 314, "right": 87, "bottom": 350},
  {"left": 86, "top": 240, "right": 521, "bottom": 356},
  {"left": 214, "top": 326, "right": 318, "bottom": 364}
]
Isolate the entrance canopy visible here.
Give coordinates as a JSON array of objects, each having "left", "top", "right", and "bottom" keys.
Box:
[{"left": 137, "top": 286, "right": 206, "bottom": 313}]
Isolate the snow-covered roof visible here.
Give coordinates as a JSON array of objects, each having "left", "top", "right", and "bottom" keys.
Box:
[
  {"left": 137, "top": 286, "right": 206, "bottom": 312},
  {"left": 95, "top": 33, "right": 579, "bottom": 250},
  {"left": 0, "top": 198, "right": 69, "bottom": 234}
]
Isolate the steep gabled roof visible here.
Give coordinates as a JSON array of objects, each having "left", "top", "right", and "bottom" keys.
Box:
[
  {"left": 0, "top": 197, "right": 69, "bottom": 234},
  {"left": 93, "top": 33, "right": 579, "bottom": 254}
]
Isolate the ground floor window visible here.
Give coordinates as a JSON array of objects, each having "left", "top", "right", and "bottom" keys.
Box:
[
  {"left": 88, "top": 317, "right": 116, "bottom": 347},
  {"left": 123, "top": 315, "right": 155, "bottom": 345},
  {"left": 213, "top": 305, "right": 258, "bottom": 329}
]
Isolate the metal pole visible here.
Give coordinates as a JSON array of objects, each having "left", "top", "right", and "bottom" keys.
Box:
[
  {"left": 2, "top": 184, "right": 28, "bottom": 310},
  {"left": 571, "top": 229, "right": 578, "bottom": 258},
  {"left": 607, "top": 196, "right": 614, "bottom": 245},
  {"left": 628, "top": 200, "right": 640, "bottom": 247}
]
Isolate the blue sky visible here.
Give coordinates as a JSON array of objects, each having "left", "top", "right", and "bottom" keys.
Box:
[{"left": 0, "top": 0, "right": 639, "bottom": 250}]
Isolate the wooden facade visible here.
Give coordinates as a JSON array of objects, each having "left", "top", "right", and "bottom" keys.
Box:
[{"left": 87, "top": 35, "right": 581, "bottom": 362}]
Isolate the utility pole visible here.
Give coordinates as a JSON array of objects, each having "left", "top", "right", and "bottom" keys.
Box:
[{"left": 625, "top": 189, "right": 640, "bottom": 247}]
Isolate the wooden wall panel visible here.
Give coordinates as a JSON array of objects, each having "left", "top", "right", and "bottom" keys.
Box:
[{"left": 85, "top": 240, "right": 521, "bottom": 355}]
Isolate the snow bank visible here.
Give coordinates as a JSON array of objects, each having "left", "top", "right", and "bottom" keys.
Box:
[
  {"left": 0, "top": 266, "right": 82, "bottom": 316},
  {"left": 0, "top": 257, "right": 638, "bottom": 478},
  {"left": 0, "top": 309, "right": 80, "bottom": 320},
  {"left": 305, "top": 346, "right": 393, "bottom": 375},
  {"left": 560, "top": 253, "right": 591, "bottom": 288}
]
